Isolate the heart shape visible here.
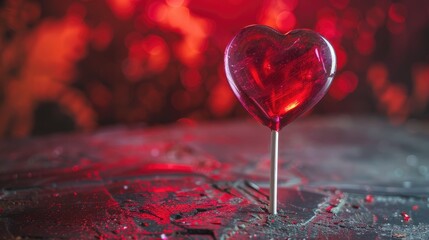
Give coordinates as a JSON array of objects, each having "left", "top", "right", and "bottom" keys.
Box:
[{"left": 225, "top": 25, "right": 336, "bottom": 131}]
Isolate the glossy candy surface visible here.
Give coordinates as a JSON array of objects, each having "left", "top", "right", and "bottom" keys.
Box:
[{"left": 225, "top": 25, "right": 336, "bottom": 131}]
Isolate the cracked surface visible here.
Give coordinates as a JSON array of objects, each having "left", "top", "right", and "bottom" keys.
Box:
[{"left": 1, "top": 116, "right": 429, "bottom": 239}]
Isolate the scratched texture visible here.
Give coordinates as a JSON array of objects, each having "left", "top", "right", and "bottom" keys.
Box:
[{"left": 1, "top": 116, "right": 429, "bottom": 239}]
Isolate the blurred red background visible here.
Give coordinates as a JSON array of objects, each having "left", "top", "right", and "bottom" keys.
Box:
[{"left": 1, "top": 0, "right": 429, "bottom": 138}]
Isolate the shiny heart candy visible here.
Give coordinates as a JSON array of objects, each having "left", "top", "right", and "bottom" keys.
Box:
[{"left": 225, "top": 25, "right": 336, "bottom": 131}]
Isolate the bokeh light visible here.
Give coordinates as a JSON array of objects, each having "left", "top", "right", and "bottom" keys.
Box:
[{"left": 1, "top": 0, "right": 429, "bottom": 138}]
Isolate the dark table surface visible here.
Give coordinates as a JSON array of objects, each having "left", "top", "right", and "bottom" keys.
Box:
[{"left": 1, "top": 116, "right": 429, "bottom": 239}]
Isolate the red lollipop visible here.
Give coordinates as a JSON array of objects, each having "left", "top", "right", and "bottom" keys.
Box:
[{"left": 224, "top": 25, "right": 336, "bottom": 214}]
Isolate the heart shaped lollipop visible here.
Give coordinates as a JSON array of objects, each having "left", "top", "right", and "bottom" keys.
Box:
[
  {"left": 224, "top": 25, "right": 336, "bottom": 215},
  {"left": 225, "top": 25, "right": 336, "bottom": 131}
]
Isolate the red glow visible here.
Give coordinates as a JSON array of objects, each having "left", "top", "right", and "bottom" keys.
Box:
[
  {"left": 378, "top": 83, "right": 409, "bottom": 124},
  {"left": 276, "top": 11, "right": 296, "bottom": 32},
  {"left": 107, "top": 0, "right": 135, "bottom": 20},
  {"left": 367, "top": 63, "right": 388, "bottom": 93},
  {"left": 142, "top": 163, "right": 194, "bottom": 173},
  {"left": 147, "top": 0, "right": 211, "bottom": 67},
  {"left": 181, "top": 69, "right": 202, "bottom": 91},
  {"left": 401, "top": 212, "right": 411, "bottom": 222},
  {"left": 315, "top": 8, "right": 340, "bottom": 41},
  {"left": 367, "top": 62, "right": 413, "bottom": 124},
  {"left": 177, "top": 117, "right": 197, "bottom": 126},
  {"left": 388, "top": 3, "right": 407, "bottom": 23},
  {"left": 335, "top": 46, "right": 347, "bottom": 70},
  {"left": 283, "top": 0, "right": 298, "bottom": 11},
  {"left": 1, "top": 0, "right": 427, "bottom": 138},
  {"left": 412, "top": 65, "right": 429, "bottom": 112},
  {"left": 329, "top": 71, "right": 358, "bottom": 100},
  {"left": 355, "top": 32, "right": 375, "bottom": 55},
  {"left": 166, "top": 0, "right": 187, "bottom": 8},
  {"left": 386, "top": 3, "right": 407, "bottom": 34},
  {"left": 342, "top": 8, "right": 360, "bottom": 34},
  {"left": 123, "top": 34, "right": 169, "bottom": 81},
  {"left": 0, "top": 8, "right": 97, "bottom": 137},
  {"left": 91, "top": 23, "right": 113, "bottom": 51},
  {"left": 365, "top": 194, "right": 374, "bottom": 203},
  {"left": 259, "top": 0, "right": 297, "bottom": 31},
  {"left": 209, "top": 80, "right": 235, "bottom": 117},
  {"left": 380, "top": 85, "right": 408, "bottom": 113},
  {"left": 325, "top": 205, "right": 334, "bottom": 213}
]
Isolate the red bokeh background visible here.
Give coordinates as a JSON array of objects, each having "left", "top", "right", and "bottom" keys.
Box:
[{"left": 1, "top": 0, "right": 429, "bottom": 138}]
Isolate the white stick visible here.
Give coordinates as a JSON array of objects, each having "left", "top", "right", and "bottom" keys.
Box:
[{"left": 269, "top": 130, "right": 279, "bottom": 215}]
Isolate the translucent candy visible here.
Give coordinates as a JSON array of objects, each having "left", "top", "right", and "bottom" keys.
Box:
[{"left": 225, "top": 25, "right": 336, "bottom": 131}]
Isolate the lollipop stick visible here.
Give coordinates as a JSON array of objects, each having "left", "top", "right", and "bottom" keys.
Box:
[{"left": 269, "top": 130, "right": 279, "bottom": 215}]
